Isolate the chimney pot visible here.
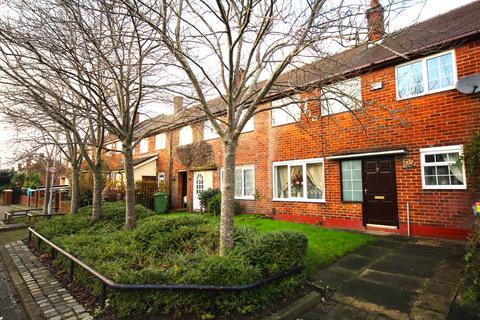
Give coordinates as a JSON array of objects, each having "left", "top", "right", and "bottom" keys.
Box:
[
  {"left": 366, "top": 0, "right": 385, "bottom": 42},
  {"left": 173, "top": 96, "right": 184, "bottom": 114}
]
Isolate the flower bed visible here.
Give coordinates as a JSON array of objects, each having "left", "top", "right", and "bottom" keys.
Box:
[{"left": 34, "top": 202, "right": 307, "bottom": 318}]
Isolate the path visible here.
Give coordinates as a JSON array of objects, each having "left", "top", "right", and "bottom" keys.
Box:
[
  {"left": 301, "top": 236, "right": 465, "bottom": 320},
  {"left": 4, "top": 241, "right": 92, "bottom": 320},
  {"left": 0, "top": 256, "right": 27, "bottom": 320}
]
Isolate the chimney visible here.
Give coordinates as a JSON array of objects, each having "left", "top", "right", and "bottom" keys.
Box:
[
  {"left": 173, "top": 96, "right": 184, "bottom": 114},
  {"left": 366, "top": 0, "right": 384, "bottom": 42}
]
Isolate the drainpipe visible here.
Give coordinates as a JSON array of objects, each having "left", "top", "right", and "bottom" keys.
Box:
[{"left": 406, "top": 202, "right": 411, "bottom": 237}]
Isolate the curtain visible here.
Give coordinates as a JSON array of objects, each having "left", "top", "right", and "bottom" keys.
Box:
[
  {"left": 290, "top": 166, "right": 303, "bottom": 197},
  {"left": 450, "top": 164, "right": 464, "bottom": 184},
  {"left": 307, "top": 163, "right": 324, "bottom": 198},
  {"left": 276, "top": 166, "right": 288, "bottom": 198}
]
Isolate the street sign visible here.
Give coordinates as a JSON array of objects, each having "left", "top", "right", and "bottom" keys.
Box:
[{"left": 49, "top": 167, "right": 57, "bottom": 174}]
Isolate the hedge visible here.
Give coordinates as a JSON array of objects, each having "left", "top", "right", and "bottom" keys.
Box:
[{"left": 34, "top": 202, "right": 307, "bottom": 319}]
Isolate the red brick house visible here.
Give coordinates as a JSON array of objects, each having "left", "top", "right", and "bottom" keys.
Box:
[{"left": 108, "top": 1, "right": 480, "bottom": 240}]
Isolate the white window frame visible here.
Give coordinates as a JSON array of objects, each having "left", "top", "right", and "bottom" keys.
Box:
[
  {"left": 240, "top": 110, "right": 255, "bottom": 133},
  {"left": 272, "top": 158, "right": 326, "bottom": 203},
  {"left": 321, "top": 77, "right": 362, "bottom": 116},
  {"left": 395, "top": 50, "right": 457, "bottom": 101},
  {"left": 420, "top": 145, "right": 466, "bottom": 190},
  {"left": 203, "top": 121, "right": 220, "bottom": 141},
  {"left": 178, "top": 125, "right": 193, "bottom": 146},
  {"left": 157, "top": 172, "right": 166, "bottom": 188},
  {"left": 139, "top": 138, "right": 149, "bottom": 154},
  {"left": 271, "top": 95, "right": 304, "bottom": 127},
  {"left": 155, "top": 133, "right": 166, "bottom": 150},
  {"left": 220, "top": 165, "right": 255, "bottom": 200}
]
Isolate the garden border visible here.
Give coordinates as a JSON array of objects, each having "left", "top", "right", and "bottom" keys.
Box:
[{"left": 28, "top": 227, "right": 304, "bottom": 316}]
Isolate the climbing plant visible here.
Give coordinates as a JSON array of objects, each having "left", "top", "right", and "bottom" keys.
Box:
[{"left": 462, "top": 132, "right": 480, "bottom": 190}]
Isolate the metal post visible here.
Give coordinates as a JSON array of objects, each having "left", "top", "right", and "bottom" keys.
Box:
[
  {"left": 51, "top": 247, "right": 55, "bottom": 259},
  {"left": 100, "top": 283, "right": 106, "bottom": 309},
  {"left": 210, "top": 291, "right": 217, "bottom": 317},
  {"left": 37, "top": 236, "right": 41, "bottom": 249},
  {"left": 69, "top": 260, "right": 74, "bottom": 280},
  {"left": 28, "top": 229, "right": 32, "bottom": 241}
]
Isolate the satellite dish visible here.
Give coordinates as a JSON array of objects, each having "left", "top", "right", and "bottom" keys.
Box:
[{"left": 456, "top": 75, "right": 480, "bottom": 94}]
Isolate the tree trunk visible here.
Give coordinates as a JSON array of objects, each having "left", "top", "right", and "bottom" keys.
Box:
[
  {"left": 70, "top": 165, "right": 80, "bottom": 214},
  {"left": 123, "top": 146, "right": 136, "bottom": 229},
  {"left": 219, "top": 139, "right": 237, "bottom": 255},
  {"left": 42, "top": 167, "right": 51, "bottom": 215},
  {"left": 91, "top": 165, "right": 103, "bottom": 221}
]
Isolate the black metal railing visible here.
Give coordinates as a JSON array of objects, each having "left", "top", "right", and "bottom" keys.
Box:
[{"left": 28, "top": 227, "right": 304, "bottom": 316}]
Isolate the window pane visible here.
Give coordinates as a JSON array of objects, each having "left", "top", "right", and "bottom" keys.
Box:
[
  {"left": 437, "top": 166, "right": 449, "bottom": 175},
  {"left": 435, "top": 153, "right": 448, "bottom": 162},
  {"left": 427, "top": 53, "right": 453, "bottom": 91},
  {"left": 425, "top": 154, "right": 435, "bottom": 163},
  {"left": 307, "top": 163, "right": 324, "bottom": 199},
  {"left": 271, "top": 96, "right": 302, "bottom": 126},
  {"left": 341, "top": 160, "right": 362, "bottom": 202},
  {"left": 448, "top": 152, "right": 460, "bottom": 162},
  {"left": 275, "top": 166, "right": 288, "bottom": 198},
  {"left": 438, "top": 176, "right": 449, "bottom": 185},
  {"left": 235, "top": 169, "right": 242, "bottom": 197},
  {"left": 424, "top": 166, "right": 436, "bottom": 176},
  {"left": 243, "top": 169, "right": 254, "bottom": 196},
  {"left": 425, "top": 176, "right": 437, "bottom": 185},
  {"left": 322, "top": 78, "right": 361, "bottom": 115},
  {"left": 397, "top": 61, "right": 424, "bottom": 98},
  {"left": 290, "top": 165, "right": 304, "bottom": 198}
]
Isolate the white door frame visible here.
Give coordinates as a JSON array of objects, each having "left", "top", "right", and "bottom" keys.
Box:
[{"left": 193, "top": 171, "right": 213, "bottom": 211}]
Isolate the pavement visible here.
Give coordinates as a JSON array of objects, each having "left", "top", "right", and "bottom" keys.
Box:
[
  {"left": 299, "top": 236, "right": 466, "bottom": 320},
  {"left": 0, "top": 256, "right": 27, "bottom": 320}
]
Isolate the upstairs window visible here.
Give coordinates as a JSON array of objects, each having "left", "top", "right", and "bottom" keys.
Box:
[
  {"left": 155, "top": 133, "right": 166, "bottom": 150},
  {"left": 116, "top": 141, "right": 122, "bottom": 151},
  {"left": 420, "top": 145, "right": 466, "bottom": 190},
  {"left": 179, "top": 126, "right": 193, "bottom": 146},
  {"left": 204, "top": 121, "right": 219, "bottom": 140},
  {"left": 396, "top": 50, "right": 456, "bottom": 99},
  {"left": 240, "top": 110, "right": 255, "bottom": 133},
  {"left": 271, "top": 95, "right": 303, "bottom": 126},
  {"left": 139, "top": 138, "right": 149, "bottom": 153},
  {"left": 321, "top": 78, "right": 362, "bottom": 115}
]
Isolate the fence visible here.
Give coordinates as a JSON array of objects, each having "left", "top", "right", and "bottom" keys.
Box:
[{"left": 135, "top": 180, "right": 158, "bottom": 210}]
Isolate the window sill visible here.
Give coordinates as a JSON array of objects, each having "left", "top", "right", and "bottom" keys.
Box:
[
  {"left": 396, "top": 86, "right": 456, "bottom": 101},
  {"left": 235, "top": 196, "right": 255, "bottom": 201},
  {"left": 422, "top": 185, "right": 467, "bottom": 190},
  {"left": 271, "top": 121, "right": 299, "bottom": 128},
  {"left": 272, "top": 198, "right": 326, "bottom": 203}
]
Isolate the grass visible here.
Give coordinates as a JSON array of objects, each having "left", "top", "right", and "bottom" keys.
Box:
[
  {"left": 0, "top": 229, "right": 28, "bottom": 246},
  {"left": 167, "top": 213, "right": 375, "bottom": 277}
]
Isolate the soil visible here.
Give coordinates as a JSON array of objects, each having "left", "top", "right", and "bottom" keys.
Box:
[{"left": 25, "top": 239, "right": 317, "bottom": 319}]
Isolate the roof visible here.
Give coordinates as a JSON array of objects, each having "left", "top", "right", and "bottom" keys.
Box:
[
  {"left": 137, "top": 0, "right": 480, "bottom": 137},
  {"left": 110, "top": 154, "right": 157, "bottom": 171}
]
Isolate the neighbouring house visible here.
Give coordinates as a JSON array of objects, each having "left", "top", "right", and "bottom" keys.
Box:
[{"left": 107, "top": 1, "right": 480, "bottom": 240}]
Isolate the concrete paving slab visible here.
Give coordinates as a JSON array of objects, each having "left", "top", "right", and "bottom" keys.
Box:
[
  {"left": 358, "top": 269, "right": 426, "bottom": 293},
  {"left": 369, "top": 253, "right": 442, "bottom": 278},
  {"left": 394, "top": 243, "right": 450, "bottom": 259},
  {"left": 312, "top": 267, "right": 357, "bottom": 289},
  {"left": 340, "top": 278, "right": 416, "bottom": 313},
  {"left": 331, "top": 254, "right": 375, "bottom": 273},
  {"left": 353, "top": 245, "right": 393, "bottom": 259},
  {"left": 369, "top": 238, "right": 404, "bottom": 250}
]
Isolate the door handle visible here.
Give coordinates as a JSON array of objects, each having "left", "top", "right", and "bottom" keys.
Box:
[{"left": 364, "top": 188, "right": 368, "bottom": 194}]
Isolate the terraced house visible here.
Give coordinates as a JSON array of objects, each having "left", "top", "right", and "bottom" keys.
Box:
[{"left": 106, "top": 1, "right": 480, "bottom": 240}]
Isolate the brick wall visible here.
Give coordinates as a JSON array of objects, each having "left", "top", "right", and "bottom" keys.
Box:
[{"left": 128, "top": 40, "right": 480, "bottom": 239}]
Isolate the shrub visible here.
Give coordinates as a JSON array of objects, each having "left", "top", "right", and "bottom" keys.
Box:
[
  {"left": 207, "top": 193, "right": 242, "bottom": 216},
  {"left": 33, "top": 214, "right": 307, "bottom": 318},
  {"left": 198, "top": 188, "right": 221, "bottom": 212}
]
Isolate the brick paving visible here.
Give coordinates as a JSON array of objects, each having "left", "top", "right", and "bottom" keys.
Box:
[{"left": 5, "top": 241, "right": 92, "bottom": 320}]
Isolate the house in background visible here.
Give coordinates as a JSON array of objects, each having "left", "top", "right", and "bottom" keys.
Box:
[{"left": 111, "top": 1, "right": 480, "bottom": 240}]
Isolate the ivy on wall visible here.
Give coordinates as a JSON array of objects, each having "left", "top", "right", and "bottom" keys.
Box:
[{"left": 176, "top": 141, "right": 215, "bottom": 170}]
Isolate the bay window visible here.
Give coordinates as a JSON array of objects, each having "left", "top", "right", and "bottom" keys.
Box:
[{"left": 273, "top": 158, "right": 325, "bottom": 202}]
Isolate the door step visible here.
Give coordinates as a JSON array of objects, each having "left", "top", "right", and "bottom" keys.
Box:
[{"left": 366, "top": 223, "right": 398, "bottom": 230}]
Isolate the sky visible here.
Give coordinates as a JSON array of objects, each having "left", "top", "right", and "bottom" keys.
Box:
[{"left": 0, "top": 0, "right": 477, "bottom": 168}]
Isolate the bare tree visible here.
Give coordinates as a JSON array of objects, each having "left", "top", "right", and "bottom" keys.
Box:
[
  {"left": 123, "top": 0, "right": 424, "bottom": 254},
  {"left": 0, "top": 0, "right": 169, "bottom": 226}
]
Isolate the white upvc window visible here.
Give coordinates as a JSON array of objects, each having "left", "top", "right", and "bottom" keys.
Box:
[
  {"left": 420, "top": 145, "right": 466, "bottom": 190},
  {"left": 179, "top": 125, "right": 193, "bottom": 146},
  {"left": 139, "top": 138, "right": 149, "bottom": 154},
  {"left": 220, "top": 165, "right": 255, "bottom": 200},
  {"left": 158, "top": 171, "right": 166, "bottom": 188},
  {"left": 240, "top": 110, "right": 255, "bottom": 133},
  {"left": 155, "top": 133, "right": 166, "bottom": 150},
  {"left": 273, "top": 158, "right": 325, "bottom": 202},
  {"left": 204, "top": 121, "right": 219, "bottom": 140},
  {"left": 321, "top": 78, "right": 362, "bottom": 115},
  {"left": 115, "top": 141, "right": 122, "bottom": 151},
  {"left": 271, "top": 95, "right": 303, "bottom": 126},
  {"left": 396, "top": 50, "right": 457, "bottom": 100}
]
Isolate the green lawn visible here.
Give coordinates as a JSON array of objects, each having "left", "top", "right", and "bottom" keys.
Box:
[
  {"left": 167, "top": 213, "right": 374, "bottom": 277},
  {"left": 0, "top": 229, "right": 28, "bottom": 246}
]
